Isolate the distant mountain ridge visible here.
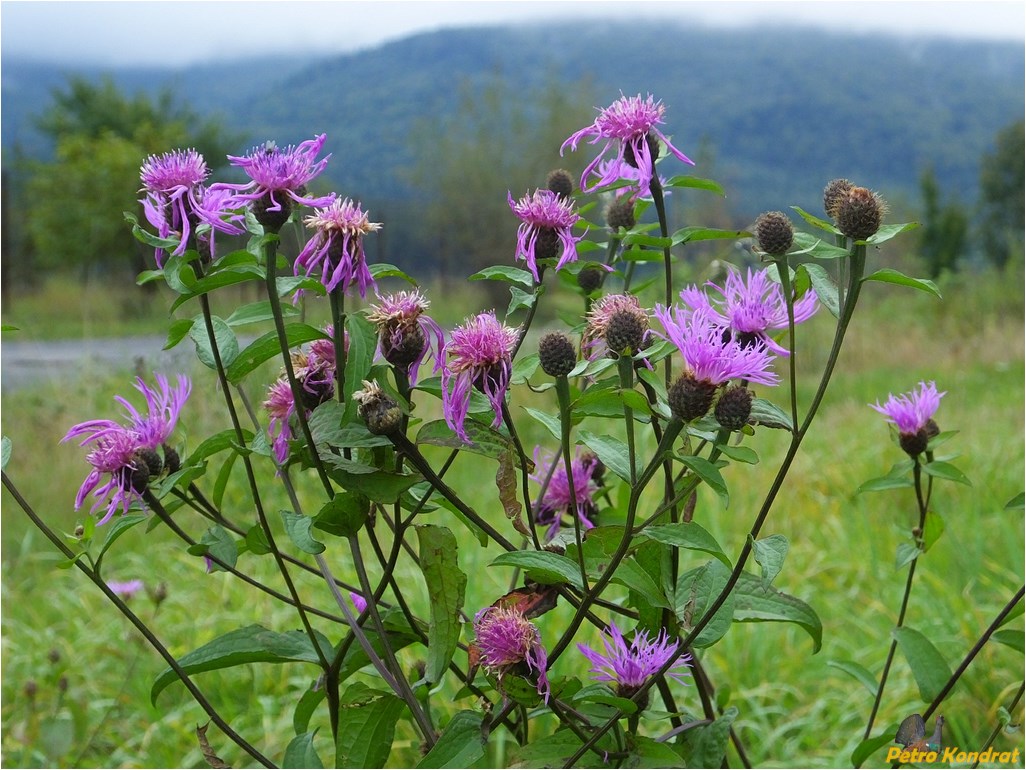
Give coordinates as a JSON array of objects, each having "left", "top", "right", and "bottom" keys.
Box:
[{"left": 3, "top": 21, "right": 1023, "bottom": 220}]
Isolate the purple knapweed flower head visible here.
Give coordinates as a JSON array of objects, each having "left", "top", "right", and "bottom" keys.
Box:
[
  {"left": 215, "top": 135, "right": 334, "bottom": 229},
  {"left": 294, "top": 197, "right": 382, "bottom": 298},
  {"left": 530, "top": 447, "right": 602, "bottom": 541},
  {"left": 366, "top": 290, "right": 445, "bottom": 385},
  {"left": 870, "top": 381, "right": 945, "bottom": 456},
  {"left": 474, "top": 606, "right": 550, "bottom": 702},
  {"left": 508, "top": 189, "right": 585, "bottom": 282},
  {"left": 583, "top": 293, "right": 651, "bottom": 360},
  {"left": 561, "top": 93, "right": 694, "bottom": 194},
  {"left": 577, "top": 622, "right": 691, "bottom": 699},
  {"left": 139, "top": 149, "right": 211, "bottom": 265},
  {"left": 107, "top": 579, "right": 145, "bottom": 601},
  {"left": 62, "top": 374, "right": 191, "bottom": 524},
  {"left": 595, "top": 158, "right": 671, "bottom": 200},
  {"left": 350, "top": 592, "right": 368, "bottom": 615},
  {"left": 655, "top": 305, "right": 778, "bottom": 388},
  {"left": 680, "top": 266, "right": 819, "bottom": 357},
  {"left": 442, "top": 312, "right": 519, "bottom": 442},
  {"left": 263, "top": 378, "right": 298, "bottom": 464}
]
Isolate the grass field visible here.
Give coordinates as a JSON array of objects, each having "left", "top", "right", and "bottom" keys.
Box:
[{"left": 1, "top": 264, "right": 1023, "bottom": 768}]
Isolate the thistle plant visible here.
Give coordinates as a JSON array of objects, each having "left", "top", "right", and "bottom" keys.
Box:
[{"left": 3, "top": 86, "right": 1022, "bottom": 770}]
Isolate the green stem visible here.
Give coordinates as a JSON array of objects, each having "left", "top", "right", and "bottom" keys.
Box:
[
  {"left": 555, "top": 375, "right": 589, "bottom": 592},
  {"left": 972, "top": 682, "right": 1024, "bottom": 768},
  {"left": 649, "top": 173, "right": 674, "bottom": 389},
  {"left": 330, "top": 288, "right": 347, "bottom": 403},
  {"left": 773, "top": 256, "right": 800, "bottom": 430}
]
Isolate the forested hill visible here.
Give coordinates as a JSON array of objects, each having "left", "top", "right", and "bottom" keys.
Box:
[{"left": 3, "top": 21, "right": 1022, "bottom": 219}]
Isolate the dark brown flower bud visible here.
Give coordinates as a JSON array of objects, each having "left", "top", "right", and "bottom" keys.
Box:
[
  {"left": 823, "top": 178, "right": 854, "bottom": 219},
  {"left": 533, "top": 228, "right": 559, "bottom": 261},
  {"left": 924, "top": 419, "right": 940, "bottom": 440},
  {"left": 546, "top": 169, "right": 575, "bottom": 200},
  {"left": 668, "top": 374, "right": 718, "bottom": 422},
  {"left": 353, "top": 381, "right": 402, "bottom": 435},
  {"left": 138, "top": 448, "right": 163, "bottom": 478},
  {"left": 754, "top": 211, "right": 794, "bottom": 256},
  {"left": 899, "top": 429, "right": 929, "bottom": 457},
  {"left": 538, "top": 332, "right": 577, "bottom": 377},
  {"left": 605, "top": 197, "right": 636, "bottom": 231},
  {"left": 24, "top": 680, "right": 37, "bottom": 700},
  {"left": 162, "top": 445, "right": 181, "bottom": 475},
  {"left": 715, "top": 385, "right": 754, "bottom": 431},
  {"left": 252, "top": 192, "right": 292, "bottom": 233},
  {"left": 836, "top": 186, "right": 886, "bottom": 241},
  {"left": 48, "top": 648, "right": 61, "bottom": 665},
  {"left": 605, "top": 310, "right": 647, "bottom": 357},
  {"left": 57, "top": 676, "right": 68, "bottom": 693},
  {"left": 577, "top": 267, "right": 604, "bottom": 294},
  {"left": 151, "top": 581, "right": 169, "bottom": 606}
]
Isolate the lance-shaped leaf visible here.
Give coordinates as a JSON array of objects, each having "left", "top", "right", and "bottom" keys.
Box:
[
  {"left": 579, "top": 430, "right": 633, "bottom": 484},
  {"left": 283, "top": 732, "right": 323, "bottom": 769},
  {"left": 640, "top": 522, "right": 731, "bottom": 568},
  {"left": 490, "top": 551, "right": 585, "bottom": 591},
  {"left": 344, "top": 314, "right": 378, "bottom": 404},
  {"left": 189, "top": 315, "right": 239, "bottom": 370},
  {"left": 416, "top": 419, "right": 515, "bottom": 459},
  {"left": 416, "top": 524, "right": 467, "bottom": 685},
  {"left": 803, "top": 263, "right": 841, "bottom": 318},
  {"left": 417, "top": 710, "right": 487, "bottom": 769},
  {"left": 675, "top": 454, "right": 728, "bottom": 507},
  {"left": 676, "top": 560, "right": 736, "bottom": 648},
  {"left": 225, "top": 323, "right": 329, "bottom": 383},
  {"left": 335, "top": 683, "right": 406, "bottom": 769},
  {"left": 732, "top": 571, "right": 823, "bottom": 653},
  {"left": 751, "top": 534, "right": 789, "bottom": 584},
  {"left": 468, "top": 265, "right": 535, "bottom": 287},
  {"left": 851, "top": 730, "right": 901, "bottom": 768},
  {"left": 862, "top": 268, "right": 941, "bottom": 298},
  {"left": 893, "top": 626, "right": 952, "bottom": 702},
  {"left": 686, "top": 706, "right": 738, "bottom": 768},
  {"left": 826, "top": 659, "right": 878, "bottom": 697},
  {"left": 280, "top": 510, "right": 325, "bottom": 554},
  {"left": 151, "top": 624, "right": 332, "bottom": 703}
]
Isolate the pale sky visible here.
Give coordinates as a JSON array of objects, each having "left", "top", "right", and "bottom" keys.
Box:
[{"left": 1, "top": 1, "right": 1023, "bottom": 67}]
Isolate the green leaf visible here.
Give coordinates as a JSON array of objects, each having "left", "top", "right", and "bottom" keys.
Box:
[
  {"left": 732, "top": 571, "right": 823, "bottom": 653},
  {"left": 308, "top": 400, "right": 392, "bottom": 449},
  {"left": 244, "top": 524, "right": 272, "bottom": 556},
  {"left": 523, "top": 407, "right": 562, "bottom": 442},
  {"left": 676, "top": 454, "right": 728, "bottom": 507},
  {"left": 893, "top": 626, "right": 952, "bottom": 702},
  {"left": 609, "top": 558, "right": 671, "bottom": 609},
  {"left": 716, "top": 443, "right": 759, "bottom": 465},
  {"left": 189, "top": 315, "right": 239, "bottom": 370},
  {"left": 790, "top": 231, "right": 850, "bottom": 260},
  {"left": 921, "top": 460, "right": 972, "bottom": 486},
  {"left": 663, "top": 175, "right": 725, "bottom": 195},
  {"left": 1004, "top": 492, "right": 1025, "bottom": 510},
  {"left": 866, "top": 221, "right": 920, "bottom": 245},
  {"left": 468, "top": 265, "right": 534, "bottom": 287},
  {"left": 896, "top": 542, "right": 922, "bottom": 569},
  {"left": 1, "top": 436, "right": 10, "bottom": 471},
  {"left": 416, "top": 419, "right": 514, "bottom": 459},
  {"left": 672, "top": 227, "right": 745, "bottom": 245},
  {"left": 629, "top": 737, "right": 687, "bottom": 767},
  {"left": 826, "top": 660, "right": 879, "bottom": 697},
  {"left": 321, "top": 456, "right": 421, "bottom": 504},
  {"left": 622, "top": 232, "right": 672, "bottom": 249},
  {"left": 490, "top": 551, "right": 584, "bottom": 590},
  {"left": 675, "top": 560, "right": 736, "bottom": 648},
  {"left": 293, "top": 683, "right": 326, "bottom": 734},
  {"left": 368, "top": 262, "right": 417, "bottom": 284},
  {"left": 417, "top": 711, "right": 486, "bottom": 769},
  {"left": 511, "top": 353, "right": 539, "bottom": 384},
  {"left": 803, "top": 263, "right": 841, "bottom": 318},
  {"left": 507, "top": 285, "right": 536, "bottom": 314},
  {"left": 749, "top": 398, "right": 793, "bottom": 431},
  {"left": 283, "top": 732, "right": 323, "bottom": 769},
  {"left": 336, "top": 609, "right": 422, "bottom": 684},
  {"left": 751, "top": 534, "right": 788, "bottom": 584},
  {"left": 225, "top": 323, "right": 329, "bottom": 384},
  {"left": 511, "top": 730, "right": 613, "bottom": 768},
  {"left": 687, "top": 706, "right": 738, "bottom": 768},
  {"left": 858, "top": 475, "right": 914, "bottom": 494},
  {"left": 169, "top": 265, "right": 266, "bottom": 312},
  {"left": 791, "top": 206, "right": 841, "bottom": 235},
  {"left": 344, "top": 314, "right": 378, "bottom": 404},
  {"left": 992, "top": 629, "right": 1024, "bottom": 653},
  {"left": 0, "top": 324, "right": 19, "bottom": 332},
  {"left": 922, "top": 510, "right": 945, "bottom": 552},
  {"left": 862, "top": 269, "right": 941, "bottom": 298},
  {"left": 416, "top": 525, "right": 468, "bottom": 685},
  {"left": 641, "top": 522, "right": 731, "bottom": 568},
  {"left": 280, "top": 510, "right": 325, "bottom": 554},
  {"left": 579, "top": 430, "right": 633, "bottom": 484},
  {"left": 851, "top": 730, "right": 900, "bottom": 768},
  {"left": 314, "top": 492, "right": 370, "bottom": 538},
  {"left": 226, "top": 300, "right": 300, "bottom": 327},
  {"left": 186, "top": 428, "right": 253, "bottom": 466},
  {"left": 164, "top": 318, "right": 195, "bottom": 350},
  {"left": 187, "top": 525, "right": 239, "bottom": 572},
  {"left": 336, "top": 684, "right": 406, "bottom": 769},
  {"left": 151, "top": 624, "right": 331, "bottom": 703},
  {"left": 94, "top": 513, "right": 149, "bottom": 567}
]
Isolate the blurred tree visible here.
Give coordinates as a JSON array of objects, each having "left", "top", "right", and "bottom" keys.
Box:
[
  {"left": 23, "top": 76, "right": 241, "bottom": 283},
  {"left": 918, "top": 166, "right": 968, "bottom": 278},
  {"left": 406, "top": 73, "right": 596, "bottom": 306},
  {"left": 977, "top": 119, "right": 1024, "bottom": 268}
]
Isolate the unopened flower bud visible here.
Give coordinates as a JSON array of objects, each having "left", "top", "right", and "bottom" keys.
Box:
[
  {"left": 605, "top": 310, "right": 647, "bottom": 357},
  {"left": 353, "top": 380, "right": 402, "bottom": 435},
  {"left": 57, "top": 676, "right": 68, "bottom": 693},
  {"left": 836, "top": 186, "right": 886, "bottom": 241},
  {"left": 151, "top": 581, "right": 169, "bottom": 606},
  {"left": 538, "top": 332, "right": 577, "bottom": 377},
  {"left": 668, "top": 374, "right": 718, "bottom": 423},
  {"left": 24, "top": 680, "right": 37, "bottom": 700},
  {"left": 823, "top": 178, "right": 854, "bottom": 219},
  {"left": 162, "top": 445, "right": 181, "bottom": 475},
  {"left": 546, "top": 169, "right": 575, "bottom": 200},
  {"left": 138, "top": 448, "right": 163, "bottom": 478},
  {"left": 754, "top": 211, "right": 794, "bottom": 256},
  {"left": 577, "top": 267, "right": 604, "bottom": 294},
  {"left": 48, "top": 648, "right": 61, "bottom": 665},
  {"left": 715, "top": 385, "right": 754, "bottom": 431},
  {"left": 605, "top": 197, "right": 636, "bottom": 231}
]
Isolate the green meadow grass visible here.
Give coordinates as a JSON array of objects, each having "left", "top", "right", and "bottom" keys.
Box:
[{"left": 1, "top": 267, "right": 1023, "bottom": 767}]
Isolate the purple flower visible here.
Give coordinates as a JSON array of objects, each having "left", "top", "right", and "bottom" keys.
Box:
[
  {"left": 107, "top": 579, "right": 145, "bottom": 601},
  {"left": 530, "top": 447, "right": 601, "bottom": 541},
  {"left": 294, "top": 197, "right": 382, "bottom": 298},
  {"left": 367, "top": 290, "right": 445, "bottom": 385},
  {"left": 583, "top": 293, "right": 651, "bottom": 360},
  {"left": 654, "top": 305, "right": 779, "bottom": 387},
  {"left": 139, "top": 149, "right": 210, "bottom": 265},
  {"left": 442, "top": 312, "right": 519, "bottom": 442},
  {"left": 474, "top": 606, "right": 549, "bottom": 702},
  {"left": 215, "top": 135, "right": 334, "bottom": 216},
  {"left": 350, "top": 592, "right": 368, "bottom": 614},
  {"left": 870, "top": 381, "right": 945, "bottom": 436},
  {"left": 680, "top": 267, "right": 819, "bottom": 357},
  {"left": 577, "top": 622, "right": 691, "bottom": 695},
  {"left": 561, "top": 93, "right": 694, "bottom": 194},
  {"left": 508, "top": 189, "right": 585, "bottom": 282},
  {"left": 263, "top": 379, "right": 298, "bottom": 464},
  {"left": 595, "top": 158, "right": 670, "bottom": 200},
  {"left": 62, "top": 374, "right": 191, "bottom": 524}
]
